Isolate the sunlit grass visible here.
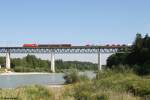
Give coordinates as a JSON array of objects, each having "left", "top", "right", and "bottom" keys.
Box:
[{"left": 0, "top": 85, "right": 53, "bottom": 100}]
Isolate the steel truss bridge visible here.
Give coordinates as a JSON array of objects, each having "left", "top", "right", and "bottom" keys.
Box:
[
  {"left": 0, "top": 46, "right": 130, "bottom": 53},
  {"left": 2, "top": 46, "right": 131, "bottom": 72}
]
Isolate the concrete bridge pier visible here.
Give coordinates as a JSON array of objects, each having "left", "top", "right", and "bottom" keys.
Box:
[
  {"left": 6, "top": 52, "right": 11, "bottom": 69},
  {"left": 98, "top": 52, "right": 102, "bottom": 70},
  {"left": 51, "top": 52, "right": 55, "bottom": 73}
]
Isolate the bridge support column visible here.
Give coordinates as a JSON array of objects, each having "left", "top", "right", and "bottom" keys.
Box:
[
  {"left": 6, "top": 52, "right": 11, "bottom": 69},
  {"left": 51, "top": 53, "right": 55, "bottom": 73},
  {"left": 98, "top": 52, "right": 102, "bottom": 70}
]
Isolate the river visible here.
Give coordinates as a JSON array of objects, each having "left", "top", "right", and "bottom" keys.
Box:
[{"left": 0, "top": 71, "right": 96, "bottom": 88}]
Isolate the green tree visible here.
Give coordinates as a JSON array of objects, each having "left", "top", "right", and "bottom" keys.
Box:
[{"left": 107, "top": 33, "right": 150, "bottom": 75}]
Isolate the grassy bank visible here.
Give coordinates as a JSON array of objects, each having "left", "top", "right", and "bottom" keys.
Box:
[
  {"left": 0, "top": 85, "right": 53, "bottom": 100},
  {"left": 62, "top": 69, "right": 150, "bottom": 100}
]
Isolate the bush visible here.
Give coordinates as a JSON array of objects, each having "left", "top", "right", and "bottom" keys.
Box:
[
  {"left": 64, "top": 69, "right": 80, "bottom": 84},
  {"left": 63, "top": 69, "right": 90, "bottom": 84}
]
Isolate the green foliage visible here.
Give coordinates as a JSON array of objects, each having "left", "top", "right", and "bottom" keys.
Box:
[
  {"left": 63, "top": 70, "right": 150, "bottom": 100},
  {"left": 96, "top": 65, "right": 133, "bottom": 80},
  {"left": 56, "top": 60, "right": 97, "bottom": 71},
  {"left": 64, "top": 69, "right": 90, "bottom": 84},
  {"left": 107, "top": 33, "right": 150, "bottom": 75},
  {"left": 95, "top": 70, "right": 150, "bottom": 98},
  {"left": 11, "top": 55, "right": 51, "bottom": 72},
  {"left": 0, "top": 57, "right": 5, "bottom": 66},
  {"left": 64, "top": 69, "right": 79, "bottom": 84},
  {"left": 133, "top": 33, "right": 143, "bottom": 50},
  {"left": 107, "top": 53, "right": 128, "bottom": 67}
]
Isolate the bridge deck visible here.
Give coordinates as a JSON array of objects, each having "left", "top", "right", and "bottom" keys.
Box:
[{"left": 0, "top": 46, "right": 131, "bottom": 53}]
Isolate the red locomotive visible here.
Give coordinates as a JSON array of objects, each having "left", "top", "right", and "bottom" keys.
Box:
[{"left": 23, "top": 44, "right": 38, "bottom": 47}]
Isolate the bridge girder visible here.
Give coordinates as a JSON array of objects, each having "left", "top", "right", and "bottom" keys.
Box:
[{"left": 0, "top": 47, "right": 131, "bottom": 54}]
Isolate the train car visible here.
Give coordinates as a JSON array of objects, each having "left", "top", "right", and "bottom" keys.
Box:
[
  {"left": 111, "top": 44, "right": 116, "bottom": 47},
  {"left": 85, "top": 44, "right": 91, "bottom": 47},
  {"left": 106, "top": 44, "right": 110, "bottom": 47},
  {"left": 85, "top": 44, "right": 97, "bottom": 47},
  {"left": 38, "top": 44, "right": 71, "bottom": 48},
  {"left": 111, "top": 44, "right": 121, "bottom": 47},
  {"left": 23, "top": 44, "right": 38, "bottom": 47},
  {"left": 38, "top": 44, "right": 59, "bottom": 47},
  {"left": 60, "top": 44, "right": 71, "bottom": 47}
]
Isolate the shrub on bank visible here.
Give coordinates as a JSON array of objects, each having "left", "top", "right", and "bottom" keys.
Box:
[
  {"left": 63, "top": 69, "right": 90, "bottom": 84},
  {"left": 64, "top": 69, "right": 80, "bottom": 84}
]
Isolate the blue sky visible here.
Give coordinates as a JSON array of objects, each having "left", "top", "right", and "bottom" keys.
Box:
[
  {"left": 0, "top": 0, "right": 150, "bottom": 45},
  {"left": 0, "top": 0, "right": 150, "bottom": 63}
]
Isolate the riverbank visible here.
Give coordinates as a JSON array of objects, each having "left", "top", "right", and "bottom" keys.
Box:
[{"left": 0, "top": 69, "right": 149, "bottom": 100}]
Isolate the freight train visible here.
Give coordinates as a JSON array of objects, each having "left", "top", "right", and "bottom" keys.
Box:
[
  {"left": 22, "top": 44, "right": 130, "bottom": 48},
  {"left": 23, "top": 44, "right": 72, "bottom": 48}
]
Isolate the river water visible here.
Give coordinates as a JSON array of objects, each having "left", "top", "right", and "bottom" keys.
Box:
[{"left": 0, "top": 71, "right": 96, "bottom": 88}]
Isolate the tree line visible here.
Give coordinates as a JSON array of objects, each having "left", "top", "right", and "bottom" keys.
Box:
[
  {"left": 107, "top": 33, "right": 150, "bottom": 75},
  {"left": 0, "top": 55, "right": 97, "bottom": 72}
]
